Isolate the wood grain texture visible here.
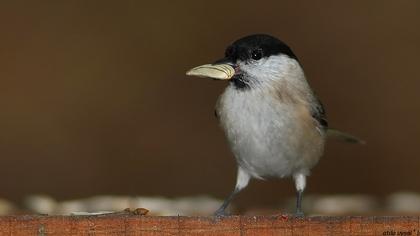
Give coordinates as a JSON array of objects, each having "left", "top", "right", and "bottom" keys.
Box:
[{"left": 0, "top": 215, "right": 418, "bottom": 235}]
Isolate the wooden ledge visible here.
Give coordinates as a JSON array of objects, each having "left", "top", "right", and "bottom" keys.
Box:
[{"left": 0, "top": 215, "right": 419, "bottom": 235}]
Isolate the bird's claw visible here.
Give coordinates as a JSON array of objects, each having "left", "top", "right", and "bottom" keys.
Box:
[
  {"left": 294, "top": 211, "right": 305, "bottom": 218},
  {"left": 214, "top": 209, "right": 230, "bottom": 217}
]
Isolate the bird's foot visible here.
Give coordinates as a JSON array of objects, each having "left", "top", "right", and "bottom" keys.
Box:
[
  {"left": 293, "top": 210, "right": 305, "bottom": 218},
  {"left": 214, "top": 208, "right": 230, "bottom": 217}
]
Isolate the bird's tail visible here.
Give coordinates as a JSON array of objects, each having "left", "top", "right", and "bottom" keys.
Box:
[{"left": 326, "top": 128, "right": 366, "bottom": 144}]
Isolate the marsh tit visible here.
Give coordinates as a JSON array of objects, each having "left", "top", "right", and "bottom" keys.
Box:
[{"left": 186, "top": 34, "right": 361, "bottom": 216}]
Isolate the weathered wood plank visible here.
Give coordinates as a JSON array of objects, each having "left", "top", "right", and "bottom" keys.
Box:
[{"left": 0, "top": 215, "right": 418, "bottom": 235}]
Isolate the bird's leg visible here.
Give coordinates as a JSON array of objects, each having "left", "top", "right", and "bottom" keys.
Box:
[
  {"left": 293, "top": 173, "right": 306, "bottom": 217},
  {"left": 214, "top": 188, "right": 239, "bottom": 216},
  {"left": 295, "top": 190, "right": 304, "bottom": 217},
  {"left": 214, "top": 167, "right": 250, "bottom": 216}
]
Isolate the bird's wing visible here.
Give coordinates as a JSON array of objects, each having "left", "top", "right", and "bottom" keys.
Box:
[
  {"left": 310, "top": 97, "right": 328, "bottom": 132},
  {"left": 310, "top": 97, "right": 364, "bottom": 144}
]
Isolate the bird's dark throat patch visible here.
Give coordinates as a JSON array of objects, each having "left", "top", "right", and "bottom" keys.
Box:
[{"left": 230, "top": 74, "right": 250, "bottom": 90}]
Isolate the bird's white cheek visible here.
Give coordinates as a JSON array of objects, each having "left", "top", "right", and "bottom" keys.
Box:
[{"left": 237, "top": 61, "right": 265, "bottom": 78}]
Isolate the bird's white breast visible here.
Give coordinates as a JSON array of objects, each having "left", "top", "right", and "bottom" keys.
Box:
[{"left": 217, "top": 85, "right": 324, "bottom": 179}]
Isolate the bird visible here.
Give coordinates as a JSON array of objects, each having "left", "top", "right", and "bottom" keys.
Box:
[{"left": 186, "top": 34, "right": 362, "bottom": 216}]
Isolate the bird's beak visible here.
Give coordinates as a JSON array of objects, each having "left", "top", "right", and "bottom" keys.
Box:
[{"left": 186, "top": 58, "right": 235, "bottom": 80}]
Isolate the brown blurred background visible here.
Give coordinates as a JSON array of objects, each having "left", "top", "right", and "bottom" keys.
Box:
[{"left": 0, "top": 1, "right": 419, "bottom": 211}]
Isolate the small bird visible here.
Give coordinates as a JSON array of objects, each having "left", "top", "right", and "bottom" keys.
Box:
[{"left": 186, "top": 34, "right": 362, "bottom": 216}]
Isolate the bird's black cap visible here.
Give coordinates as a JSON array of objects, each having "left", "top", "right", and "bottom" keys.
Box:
[{"left": 224, "top": 34, "right": 298, "bottom": 62}]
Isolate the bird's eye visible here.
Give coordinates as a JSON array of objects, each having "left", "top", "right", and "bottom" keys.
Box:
[{"left": 251, "top": 50, "right": 262, "bottom": 60}]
